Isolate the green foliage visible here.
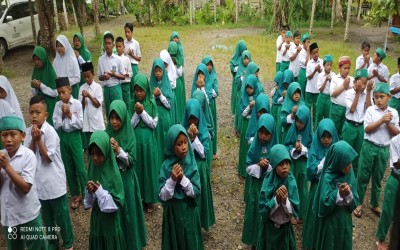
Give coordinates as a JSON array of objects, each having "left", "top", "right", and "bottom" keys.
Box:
[{"left": 365, "top": 0, "right": 400, "bottom": 27}]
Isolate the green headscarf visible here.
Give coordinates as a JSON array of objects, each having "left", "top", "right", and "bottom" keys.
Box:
[
  {"left": 159, "top": 124, "right": 201, "bottom": 200},
  {"left": 284, "top": 105, "right": 313, "bottom": 151},
  {"left": 243, "top": 61, "right": 264, "bottom": 92},
  {"left": 106, "top": 100, "right": 136, "bottom": 169},
  {"left": 100, "top": 31, "right": 117, "bottom": 55},
  {"left": 88, "top": 131, "right": 125, "bottom": 207},
  {"left": 168, "top": 41, "right": 183, "bottom": 67},
  {"left": 280, "top": 82, "right": 305, "bottom": 123},
  {"left": 73, "top": 32, "right": 92, "bottom": 62},
  {"left": 235, "top": 50, "right": 252, "bottom": 84},
  {"left": 246, "top": 93, "right": 271, "bottom": 142},
  {"left": 272, "top": 71, "right": 284, "bottom": 104},
  {"left": 307, "top": 118, "right": 339, "bottom": 181},
  {"left": 192, "top": 90, "right": 214, "bottom": 139},
  {"left": 149, "top": 58, "right": 173, "bottom": 102},
  {"left": 169, "top": 31, "right": 184, "bottom": 65},
  {"left": 132, "top": 73, "right": 158, "bottom": 122},
  {"left": 31, "top": 46, "right": 57, "bottom": 90},
  {"left": 283, "top": 69, "right": 294, "bottom": 84},
  {"left": 230, "top": 40, "right": 248, "bottom": 67},
  {"left": 191, "top": 63, "right": 213, "bottom": 101},
  {"left": 312, "top": 141, "right": 359, "bottom": 217},
  {"left": 259, "top": 144, "right": 300, "bottom": 217},
  {"left": 239, "top": 74, "right": 261, "bottom": 113},
  {"left": 201, "top": 55, "right": 218, "bottom": 96}
]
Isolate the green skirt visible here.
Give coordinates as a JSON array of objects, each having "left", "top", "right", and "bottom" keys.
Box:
[
  {"left": 231, "top": 77, "right": 237, "bottom": 115},
  {"left": 175, "top": 75, "right": 186, "bottom": 123},
  {"left": 171, "top": 89, "right": 178, "bottom": 124},
  {"left": 210, "top": 98, "right": 218, "bottom": 154},
  {"left": 271, "top": 104, "right": 282, "bottom": 142},
  {"left": 234, "top": 90, "right": 243, "bottom": 132},
  {"left": 302, "top": 179, "right": 319, "bottom": 250},
  {"left": 257, "top": 217, "right": 296, "bottom": 250},
  {"left": 196, "top": 158, "right": 215, "bottom": 230},
  {"left": 238, "top": 118, "right": 250, "bottom": 177},
  {"left": 155, "top": 104, "right": 173, "bottom": 166}
]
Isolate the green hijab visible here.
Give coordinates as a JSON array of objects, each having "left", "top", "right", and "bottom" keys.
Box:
[
  {"left": 272, "top": 71, "right": 284, "bottom": 104},
  {"left": 191, "top": 63, "right": 213, "bottom": 102},
  {"left": 230, "top": 40, "right": 248, "bottom": 67},
  {"left": 168, "top": 41, "right": 183, "bottom": 67},
  {"left": 88, "top": 131, "right": 125, "bottom": 207},
  {"left": 240, "top": 74, "right": 261, "bottom": 113},
  {"left": 201, "top": 55, "right": 218, "bottom": 95},
  {"left": 259, "top": 144, "right": 299, "bottom": 217},
  {"left": 312, "top": 141, "right": 359, "bottom": 217},
  {"left": 285, "top": 104, "right": 313, "bottom": 150},
  {"left": 307, "top": 118, "right": 339, "bottom": 181},
  {"left": 132, "top": 73, "right": 158, "bottom": 119},
  {"left": 149, "top": 58, "right": 173, "bottom": 102},
  {"left": 280, "top": 82, "right": 305, "bottom": 123},
  {"left": 169, "top": 31, "right": 184, "bottom": 66},
  {"left": 106, "top": 100, "right": 136, "bottom": 168},
  {"left": 235, "top": 50, "right": 252, "bottom": 80},
  {"left": 73, "top": 32, "right": 92, "bottom": 62},
  {"left": 243, "top": 61, "right": 264, "bottom": 92},
  {"left": 192, "top": 90, "right": 214, "bottom": 138},
  {"left": 159, "top": 124, "right": 201, "bottom": 200},
  {"left": 100, "top": 31, "right": 117, "bottom": 55},
  {"left": 31, "top": 46, "right": 57, "bottom": 89},
  {"left": 246, "top": 93, "right": 271, "bottom": 142},
  {"left": 283, "top": 69, "right": 294, "bottom": 84}
]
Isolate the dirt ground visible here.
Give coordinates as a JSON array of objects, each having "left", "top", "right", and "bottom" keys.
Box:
[{"left": 0, "top": 17, "right": 397, "bottom": 250}]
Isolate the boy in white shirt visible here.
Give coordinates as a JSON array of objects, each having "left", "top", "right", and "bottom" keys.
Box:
[
  {"left": 116, "top": 36, "right": 133, "bottom": 113},
  {"left": 275, "top": 26, "right": 287, "bottom": 73},
  {"left": 298, "top": 33, "right": 310, "bottom": 97},
  {"left": 124, "top": 22, "right": 141, "bottom": 79},
  {"left": 288, "top": 31, "right": 302, "bottom": 81},
  {"left": 389, "top": 57, "right": 400, "bottom": 114},
  {"left": 315, "top": 54, "right": 335, "bottom": 127},
  {"left": 355, "top": 41, "right": 373, "bottom": 70},
  {"left": 368, "top": 48, "right": 390, "bottom": 85},
  {"left": 280, "top": 31, "right": 294, "bottom": 72}
]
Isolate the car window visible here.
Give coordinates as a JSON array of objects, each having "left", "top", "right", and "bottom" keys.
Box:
[
  {"left": 0, "top": 5, "right": 5, "bottom": 19},
  {"left": 5, "top": 3, "right": 30, "bottom": 21}
]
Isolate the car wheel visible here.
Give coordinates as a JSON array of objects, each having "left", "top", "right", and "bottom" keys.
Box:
[{"left": 0, "top": 39, "right": 7, "bottom": 58}]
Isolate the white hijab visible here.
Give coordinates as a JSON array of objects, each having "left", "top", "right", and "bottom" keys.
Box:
[
  {"left": 160, "top": 49, "right": 177, "bottom": 89},
  {"left": 0, "top": 75, "right": 25, "bottom": 127},
  {"left": 53, "top": 35, "right": 81, "bottom": 86}
]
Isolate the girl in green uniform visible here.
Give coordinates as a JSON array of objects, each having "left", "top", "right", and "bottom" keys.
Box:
[
  {"left": 271, "top": 71, "right": 284, "bottom": 138},
  {"left": 169, "top": 31, "right": 185, "bottom": 66},
  {"left": 230, "top": 40, "right": 248, "bottom": 114},
  {"left": 73, "top": 32, "right": 92, "bottom": 87},
  {"left": 168, "top": 40, "right": 185, "bottom": 123},
  {"left": 245, "top": 93, "right": 271, "bottom": 145}
]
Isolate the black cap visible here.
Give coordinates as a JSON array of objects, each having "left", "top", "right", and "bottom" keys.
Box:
[
  {"left": 81, "top": 62, "right": 94, "bottom": 72},
  {"left": 55, "top": 77, "right": 70, "bottom": 88},
  {"left": 309, "top": 42, "right": 318, "bottom": 52}
]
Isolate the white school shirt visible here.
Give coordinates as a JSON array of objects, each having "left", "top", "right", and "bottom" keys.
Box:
[
  {"left": 0, "top": 99, "right": 15, "bottom": 118},
  {"left": 345, "top": 88, "right": 367, "bottom": 122},
  {"left": 53, "top": 97, "right": 83, "bottom": 132},
  {"left": 97, "top": 53, "right": 126, "bottom": 87},
  {"left": 288, "top": 44, "right": 302, "bottom": 77},
  {"left": 306, "top": 58, "right": 323, "bottom": 94},
  {"left": 124, "top": 38, "right": 141, "bottom": 65},
  {"left": 276, "top": 35, "right": 283, "bottom": 63},
  {"left": 79, "top": 81, "right": 105, "bottom": 132},
  {"left": 364, "top": 105, "right": 399, "bottom": 146},
  {"left": 24, "top": 122, "right": 67, "bottom": 200},
  {"left": 298, "top": 48, "right": 308, "bottom": 69},
  {"left": 355, "top": 54, "right": 373, "bottom": 70},
  {"left": 118, "top": 54, "right": 133, "bottom": 83},
  {"left": 390, "top": 135, "right": 400, "bottom": 175},
  {"left": 330, "top": 74, "right": 354, "bottom": 107},
  {"left": 280, "top": 42, "right": 294, "bottom": 62},
  {"left": 368, "top": 62, "right": 390, "bottom": 84},
  {"left": 317, "top": 70, "right": 336, "bottom": 95},
  {"left": 269, "top": 197, "right": 293, "bottom": 226},
  {"left": 0, "top": 146, "right": 41, "bottom": 227},
  {"left": 390, "top": 73, "right": 400, "bottom": 99}
]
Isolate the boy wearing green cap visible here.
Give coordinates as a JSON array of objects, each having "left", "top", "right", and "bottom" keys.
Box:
[
  {"left": 280, "top": 31, "right": 294, "bottom": 72},
  {"left": 367, "top": 48, "right": 389, "bottom": 85},
  {"left": 354, "top": 82, "right": 399, "bottom": 219},
  {"left": 0, "top": 115, "right": 48, "bottom": 250},
  {"left": 288, "top": 31, "right": 302, "bottom": 82},
  {"left": 276, "top": 26, "right": 287, "bottom": 73},
  {"left": 306, "top": 42, "right": 323, "bottom": 128},
  {"left": 315, "top": 55, "right": 335, "bottom": 127},
  {"left": 298, "top": 33, "right": 310, "bottom": 97},
  {"left": 389, "top": 57, "right": 400, "bottom": 114}
]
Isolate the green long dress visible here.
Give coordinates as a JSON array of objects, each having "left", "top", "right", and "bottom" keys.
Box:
[
  {"left": 87, "top": 131, "right": 125, "bottom": 250},
  {"left": 169, "top": 31, "right": 185, "bottom": 66},
  {"left": 230, "top": 40, "right": 248, "bottom": 114},
  {"left": 150, "top": 58, "right": 173, "bottom": 166},
  {"left": 106, "top": 100, "right": 147, "bottom": 250},
  {"left": 132, "top": 74, "right": 160, "bottom": 204},
  {"left": 31, "top": 46, "right": 58, "bottom": 126},
  {"left": 271, "top": 71, "right": 284, "bottom": 139},
  {"left": 168, "top": 41, "right": 185, "bottom": 123},
  {"left": 182, "top": 99, "right": 216, "bottom": 231},
  {"left": 159, "top": 125, "right": 204, "bottom": 250},
  {"left": 312, "top": 141, "right": 359, "bottom": 250},
  {"left": 73, "top": 32, "right": 92, "bottom": 87},
  {"left": 257, "top": 144, "right": 300, "bottom": 250},
  {"left": 242, "top": 114, "right": 278, "bottom": 247},
  {"left": 302, "top": 118, "right": 338, "bottom": 250}
]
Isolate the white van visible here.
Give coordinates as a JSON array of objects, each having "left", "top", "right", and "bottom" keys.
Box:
[{"left": 0, "top": 0, "right": 40, "bottom": 58}]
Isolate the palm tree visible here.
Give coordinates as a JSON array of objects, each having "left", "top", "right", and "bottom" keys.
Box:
[
  {"left": 344, "top": 0, "right": 352, "bottom": 41},
  {"left": 309, "top": 0, "right": 317, "bottom": 34},
  {"left": 93, "top": 0, "right": 101, "bottom": 36}
]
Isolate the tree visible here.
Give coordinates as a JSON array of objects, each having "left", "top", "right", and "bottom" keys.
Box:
[
  {"left": 29, "top": 0, "right": 37, "bottom": 45},
  {"left": 344, "top": 0, "right": 352, "bottom": 41},
  {"left": 62, "top": 0, "right": 69, "bottom": 29},
  {"left": 35, "top": 0, "right": 56, "bottom": 58},
  {"left": 309, "top": 0, "right": 317, "bottom": 34},
  {"left": 331, "top": 0, "right": 336, "bottom": 33},
  {"left": 93, "top": 0, "right": 100, "bottom": 36},
  {"left": 53, "top": 0, "right": 59, "bottom": 32},
  {"left": 69, "top": 0, "right": 78, "bottom": 26}
]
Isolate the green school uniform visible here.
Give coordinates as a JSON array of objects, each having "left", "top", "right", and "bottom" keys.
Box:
[
  {"left": 312, "top": 141, "right": 359, "bottom": 250},
  {"left": 302, "top": 118, "right": 338, "bottom": 250},
  {"left": 242, "top": 114, "right": 278, "bottom": 246},
  {"left": 284, "top": 105, "right": 313, "bottom": 219},
  {"left": 329, "top": 102, "right": 347, "bottom": 139},
  {"left": 159, "top": 125, "right": 204, "bottom": 250},
  {"left": 73, "top": 32, "right": 92, "bottom": 87},
  {"left": 31, "top": 46, "right": 58, "bottom": 126},
  {"left": 230, "top": 40, "right": 248, "bottom": 114},
  {"left": 271, "top": 71, "right": 285, "bottom": 139},
  {"left": 169, "top": 41, "right": 185, "bottom": 123},
  {"left": 245, "top": 93, "right": 271, "bottom": 143},
  {"left": 389, "top": 96, "right": 400, "bottom": 114},
  {"left": 87, "top": 131, "right": 126, "bottom": 250},
  {"left": 315, "top": 92, "right": 331, "bottom": 127},
  {"left": 132, "top": 74, "right": 160, "bottom": 203},
  {"left": 106, "top": 100, "right": 147, "bottom": 249},
  {"left": 169, "top": 31, "right": 185, "bottom": 66},
  {"left": 298, "top": 67, "right": 307, "bottom": 97},
  {"left": 257, "top": 144, "right": 299, "bottom": 250},
  {"left": 234, "top": 51, "right": 252, "bottom": 132}
]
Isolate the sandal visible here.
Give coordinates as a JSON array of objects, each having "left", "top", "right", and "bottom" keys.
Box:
[
  {"left": 370, "top": 207, "right": 382, "bottom": 217},
  {"left": 70, "top": 196, "right": 82, "bottom": 209},
  {"left": 376, "top": 241, "right": 387, "bottom": 250},
  {"left": 353, "top": 207, "right": 362, "bottom": 218}
]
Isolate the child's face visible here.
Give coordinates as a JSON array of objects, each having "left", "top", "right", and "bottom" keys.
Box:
[
  {"left": 320, "top": 131, "right": 332, "bottom": 148},
  {"left": 255, "top": 70, "right": 259, "bottom": 77},
  {"left": 339, "top": 63, "right": 350, "bottom": 77},
  {"left": 29, "top": 102, "right": 48, "bottom": 128},
  {"left": 284, "top": 82, "right": 289, "bottom": 89},
  {"left": 257, "top": 108, "right": 267, "bottom": 118},
  {"left": 293, "top": 36, "right": 300, "bottom": 45},
  {"left": 354, "top": 78, "right": 367, "bottom": 92},
  {"left": 104, "top": 38, "right": 114, "bottom": 54},
  {"left": 311, "top": 48, "right": 319, "bottom": 61},
  {"left": 57, "top": 86, "right": 72, "bottom": 103},
  {"left": 246, "top": 85, "right": 254, "bottom": 96},
  {"left": 324, "top": 62, "right": 332, "bottom": 74},
  {"left": 206, "top": 62, "right": 213, "bottom": 73},
  {"left": 1, "top": 130, "right": 24, "bottom": 156},
  {"left": 56, "top": 41, "right": 65, "bottom": 56},
  {"left": 292, "top": 90, "right": 301, "bottom": 102},
  {"left": 173, "top": 36, "right": 179, "bottom": 43},
  {"left": 295, "top": 117, "right": 305, "bottom": 131},
  {"left": 174, "top": 133, "right": 188, "bottom": 159},
  {"left": 342, "top": 163, "right": 352, "bottom": 175},
  {"left": 275, "top": 159, "right": 290, "bottom": 178},
  {"left": 73, "top": 36, "right": 81, "bottom": 49},
  {"left": 0, "top": 87, "right": 7, "bottom": 99},
  {"left": 285, "top": 36, "right": 292, "bottom": 43},
  {"left": 258, "top": 126, "right": 271, "bottom": 144},
  {"left": 33, "top": 55, "right": 43, "bottom": 69},
  {"left": 243, "top": 57, "right": 249, "bottom": 67},
  {"left": 116, "top": 42, "right": 124, "bottom": 56},
  {"left": 280, "top": 29, "right": 287, "bottom": 37},
  {"left": 188, "top": 115, "right": 199, "bottom": 127},
  {"left": 124, "top": 27, "right": 132, "bottom": 40},
  {"left": 83, "top": 70, "right": 94, "bottom": 84},
  {"left": 154, "top": 67, "right": 163, "bottom": 81},
  {"left": 362, "top": 47, "right": 370, "bottom": 57},
  {"left": 90, "top": 144, "right": 105, "bottom": 166},
  {"left": 304, "top": 39, "right": 310, "bottom": 48},
  {"left": 134, "top": 85, "right": 145, "bottom": 101},
  {"left": 373, "top": 92, "right": 390, "bottom": 110},
  {"left": 372, "top": 52, "right": 381, "bottom": 64},
  {"left": 109, "top": 111, "right": 122, "bottom": 131}
]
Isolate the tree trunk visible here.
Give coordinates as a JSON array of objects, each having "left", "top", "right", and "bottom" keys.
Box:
[
  {"left": 69, "top": 0, "right": 78, "bottom": 26},
  {"left": 93, "top": 0, "right": 100, "bottom": 36},
  {"left": 29, "top": 0, "right": 37, "bottom": 45},
  {"left": 330, "top": 0, "right": 336, "bottom": 33},
  {"left": 35, "top": 0, "right": 56, "bottom": 58},
  {"left": 103, "top": 0, "right": 109, "bottom": 20},
  {"left": 357, "top": 0, "right": 362, "bottom": 23},
  {"left": 62, "top": 0, "right": 69, "bottom": 30},
  {"left": 53, "top": 0, "right": 59, "bottom": 32},
  {"left": 235, "top": 0, "right": 238, "bottom": 23},
  {"left": 344, "top": 0, "right": 352, "bottom": 41},
  {"left": 309, "top": 0, "right": 317, "bottom": 34},
  {"left": 189, "top": 0, "right": 192, "bottom": 24},
  {"left": 335, "top": 0, "right": 343, "bottom": 22},
  {"left": 214, "top": 0, "right": 216, "bottom": 23},
  {"left": 272, "top": 0, "right": 278, "bottom": 31},
  {"left": 80, "top": 1, "right": 87, "bottom": 25}
]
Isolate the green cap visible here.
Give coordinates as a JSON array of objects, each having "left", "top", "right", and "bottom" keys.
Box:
[
  {"left": 285, "top": 31, "right": 293, "bottom": 37},
  {"left": 376, "top": 48, "right": 386, "bottom": 60},
  {"left": 323, "top": 54, "right": 333, "bottom": 63},
  {"left": 0, "top": 116, "right": 25, "bottom": 132},
  {"left": 354, "top": 68, "right": 368, "bottom": 79},
  {"left": 301, "top": 32, "right": 310, "bottom": 43},
  {"left": 373, "top": 82, "right": 390, "bottom": 95}
]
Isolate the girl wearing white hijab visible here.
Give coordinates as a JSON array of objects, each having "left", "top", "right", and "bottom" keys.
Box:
[
  {"left": 160, "top": 49, "right": 179, "bottom": 123},
  {"left": 0, "top": 75, "right": 25, "bottom": 128}
]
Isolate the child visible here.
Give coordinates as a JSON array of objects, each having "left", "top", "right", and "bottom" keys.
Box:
[
  {"left": 242, "top": 114, "right": 278, "bottom": 248},
  {"left": 53, "top": 35, "right": 81, "bottom": 99},
  {"left": 106, "top": 100, "right": 147, "bottom": 249},
  {"left": 238, "top": 75, "right": 261, "bottom": 177},
  {"left": 243, "top": 61, "right": 265, "bottom": 93},
  {"left": 257, "top": 144, "right": 299, "bottom": 250},
  {"left": 354, "top": 83, "right": 399, "bottom": 219},
  {"left": 315, "top": 54, "right": 335, "bottom": 127},
  {"left": 97, "top": 32, "right": 126, "bottom": 115},
  {"left": 271, "top": 71, "right": 284, "bottom": 126},
  {"left": 298, "top": 32, "right": 311, "bottom": 96},
  {"left": 312, "top": 141, "right": 359, "bottom": 250},
  {"left": 376, "top": 134, "right": 400, "bottom": 250},
  {"left": 342, "top": 68, "right": 373, "bottom": 178},
  {"left": 330, "top": 56, "right": 353, "bottom": 138},
  {"left": 78, "top": 62, "right": 105, "bottom": 150},
  {"left": 389, "top": 57, "right": 400, "bottom": 114},
  {"left": 115, "top": 36, "right": 133, "bottom": 113},
  {"left": 25, "top": 95, "right": 74, "bottom": 250},
  {"left": 73, "top": 32, "right": 92, "bottom": 87},
  {"left": 368, "top": 48, "right": 390, "bottom": 85},
  {"left": 284, "top": 104, "right": 313, "bottom": 224},
  {"left": 100, "top": 31, "right": 117, "bottom": 56},
  {"left": 288, "top": 31, "right": 302, "bottom": 81},
  {"left": 160, "top": 49, "right": 178, "bottom": 123},
  {"left": 182, "top": 98, "right": 215, "bottom": 230},
  {"left": 131, "top": 73, "right": 159, "bottom": 213},
  {"left": 53, "top": 77, "right": 87, "bottom": 209},
  {"left": 280, "top": 30, "right": 294, "bottom": 72},
  {"left": 169, "top": 31, "right": 185, "bottom": 66},
  {"left": 302, "top": 118, "right": 338, "bottom": 250},
  {"left": 276, "top": 26, "right": 287, "bottom": 73},
  {"left": 356, "top": 41, "right": 373, "bottom": 70},
  {"left": 230, "top": 40, "right": 248, "bottom": 114},
  {"left": 84, "top": 130, "right": 125, "bottom": 250},
  {"left": 0, "top": 75, "right": 25, "bottom": 126},
  {"left": 159, "top": 124, "right": 203, "bottom": 250},
  {"left": 306, "top": 42, "right": 323, "bottom": 128},
  {"left": 246, "top": 93, "right": 271, "bottom": 145},
  {"left": 168, "top": 42, "right": 185, "bottom": 123},
  {"left": 124, "top": 22, "right": 141, "bottom": 80},
  {"left": 31, "top": 46, "right": 58, "bottom": 126}
]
